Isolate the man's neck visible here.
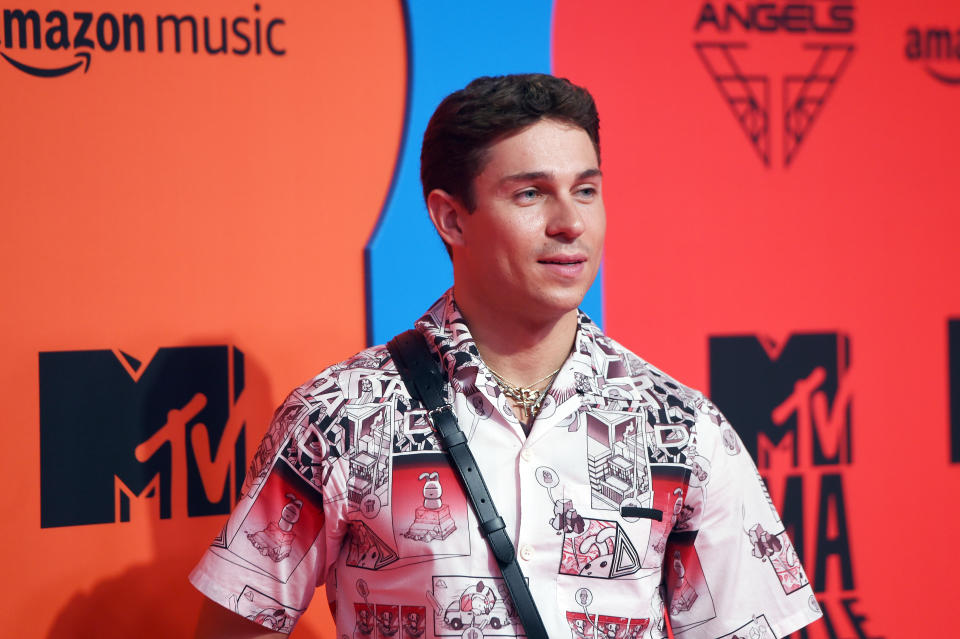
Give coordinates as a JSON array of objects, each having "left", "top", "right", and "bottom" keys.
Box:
[{"left": 454, "top": 288, "right": 578, "bottom": 387}]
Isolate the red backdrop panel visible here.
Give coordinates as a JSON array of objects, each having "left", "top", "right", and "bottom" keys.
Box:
[{"left": 555, "top": 1, "right": 960, "bottom": 638}]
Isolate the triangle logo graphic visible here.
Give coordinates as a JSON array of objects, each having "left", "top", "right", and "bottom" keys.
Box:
[
  {"left": 695, "top": 42, "right": 771, "bottom": 166},
  {"left": 783, "top": 44, "right": 856, "bottom": 165},
  {"left": 346, "top": 521, "right": 398, "bottom": 570},
  {"left": 610, "top": 522, "right": 641, "bottom": 578},
  {"left": 212, "top": 524, "right": 228, "bottom": 549}
]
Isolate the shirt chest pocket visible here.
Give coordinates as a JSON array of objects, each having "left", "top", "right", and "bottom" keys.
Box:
[
  {"left": 552, "top": 503, "right": 666, "bottom": 634},
  {"left": 551, "top": 484, "right": 665, "bottom": 579}
]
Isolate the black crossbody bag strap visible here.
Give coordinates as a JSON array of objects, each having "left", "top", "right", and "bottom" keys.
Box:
[{"left": 387, "top": 329, "right": 549, "bottom": 639}]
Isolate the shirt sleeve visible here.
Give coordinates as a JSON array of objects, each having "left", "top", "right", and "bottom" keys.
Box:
[
  {"left": 189, "top": 383, "right": 349, "bottom": 635},
  {"left": 662, "top": 397, "right": 822, "bottom": 639}
]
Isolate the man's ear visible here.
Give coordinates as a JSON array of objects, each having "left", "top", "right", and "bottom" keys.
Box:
[{"left": 426, "top": 189, "right": 467, "bottom": 249}]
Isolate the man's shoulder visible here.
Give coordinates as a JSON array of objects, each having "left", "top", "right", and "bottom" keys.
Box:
[
  {"left": 290, "top": 343, "right": 400, "bottom": 403},
  {"left": 588, "top": 325, "right": 709, "bottom": 413},
  {"left": 591, "top": 329, "right": 733, "bottom": 442}
]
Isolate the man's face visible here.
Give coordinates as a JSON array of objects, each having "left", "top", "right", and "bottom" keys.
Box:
[{"left": 453, "top": 118, "right": 605, "bottom": 323}]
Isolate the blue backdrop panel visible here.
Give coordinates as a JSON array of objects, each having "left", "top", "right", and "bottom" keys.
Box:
[{"left": 365, "top": 0, "right": 603, "bottom": 346}]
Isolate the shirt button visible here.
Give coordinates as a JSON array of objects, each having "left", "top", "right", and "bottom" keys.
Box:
[
  {"left": 520, "top": 448, "right": 532, "bottom": 462},
  {"left": 519, "top": 544, "right": 534, "bottom": 561}
]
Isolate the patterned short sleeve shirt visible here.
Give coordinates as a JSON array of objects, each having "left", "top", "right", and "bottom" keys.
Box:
[{"left": 190, "top": 290, "right": 822, "bottom": 638}]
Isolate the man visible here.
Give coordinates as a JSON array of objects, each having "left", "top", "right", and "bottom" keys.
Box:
[{"left": 191, "top": 74, "right": 822, "bottom": 639}]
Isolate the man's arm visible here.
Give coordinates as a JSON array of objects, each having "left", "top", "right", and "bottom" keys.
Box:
[{"left": 195, "top": 597, "right": 285, "bottom": 639}]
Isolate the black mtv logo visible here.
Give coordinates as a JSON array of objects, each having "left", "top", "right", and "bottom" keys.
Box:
[
  {"left": 39, "top": 346, "right": 247, "bottom": 528},
  {"left": 709, "top": 333, "right": 851, "bottom": 469},
  {"left": 951, "top": 319, "right": 960, "bottom": 464}
]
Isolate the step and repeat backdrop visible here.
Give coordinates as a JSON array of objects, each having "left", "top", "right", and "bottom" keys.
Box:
[{"left": 2, "top": 1, "right": 957, "bottom": 637}]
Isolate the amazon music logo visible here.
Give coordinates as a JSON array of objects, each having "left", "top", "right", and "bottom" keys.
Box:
[
  {"left": 1, "top": 4, "right": 284, "bottom": 78},
  {"left": 39, "top": 346, "right": 247, "bottom": 527},
  {"left": 693, "top": 1, "right": 856, "bottom": 167},
  {"left": 905, "top": 26, "right": 960, "bottom": 86},
  {"left": 710, "top": 333, "right": 882, "bottom": 639}
]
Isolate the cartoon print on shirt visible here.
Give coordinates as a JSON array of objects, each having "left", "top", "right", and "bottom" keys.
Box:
[
  {"left": 243, "top": 394, "right": 309, "bottom": 498},
  {"left": 564, "top": 588, "right": 649, "bottom": 639},
  {"left": 663, "top": 530, "right": 717, "bottom": 632},
  {"left": 283, "top": 401, "right": 349, "bottom": 489},
  {"left": 745, "top": 522, "right": 809, "bottom": 594},
  {"left": 669, "top": 549, "right": 698, "bottom": 615},
  {"left": 346, "top": 520, "right": 399, "bottom": 570},
  {"left": 343, "top": 403, "right": 393, "bottom": 517},
  {"left": 403, "top": 472, "right": 457, "bottom": 542},
  {"left": 267, "top": 395, "right": 352, "bottom": 496},
  {"left": 355, "top": 579, "right": 375, "bottom": 639},
  {"left": 226, "top": 459, "right": 325, "bottom": 582},
  {"left": 639, "top": 465, "right": 691, "bottom": 569},
  {"left": 277, "top": 360, "right": 398, "bottom": 498},
  {"left": 246, "top": 492, "right": 302, "bottom": 562},
  {"left": 392, "top": 454, "right": 470, "bottom": 564},
  {"left": 583, "top": 410, "right": 650, "bottom": 511},
  {"left": 339, "top": 369, "right": 383, "bottom": 404},
  {"left": 376, "top": 604, "right": 401, "bottom": 638},
  {"left": 689, "top": 454, "right": 710, "bottom": 488},
  {"left": 552, "top": 498, "right": 587, "bottom": 534},
  {"left": 231, "top": 585, "right": 303, "bottom": 634},
  {"left": 537, "top": 465, "right": 643, "bottom": 579},
  {"left": 566, "top": 588, "right": 598, "bottom": 639},
  {"left": 535, "top": 465, "right": 586, "bottom": 534},
  {"left": 716, "top": 614, "right": 776, "bottom": 639},
  {"left": 590, "top": 337, "right": 633, "bottom": 385},
  {"left": 400, "top": 605, "right": 427, "bottom": 639},
  {"left": 352, "top": 579, "right": 426, "bottom": 639},
  {"left": 429, "top": 576, "right": 519, "bottom": 636},
  {"left": 355, "top": 603, "right": 375, "bottom": 638},
  {"left": 392, "top": 406, "right": 439, "bottom": 453},
  {"left": 462, "top": 389, "right": 496, "bottom": 441},
  {"left": 648, "top": 423, "right": 691, "bottom": 465},
  {"left": 630, "top": 359, "right": 698, "bottom": 431},
  {"left": 651, "top": 488, "right": 684, "bottom": 554},
  {"left": 693, "top": 396, "right": 746, "bottom": 461},
  {"left": 721, "top": 426, "right": 742, "bottom": 455},
  {"left": 559, "top": 518, "right": 641, "bottom": 579}
]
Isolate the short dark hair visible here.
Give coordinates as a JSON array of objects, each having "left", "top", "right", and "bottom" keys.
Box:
[{"left": 420, "top": 73, "right": 600, "bottom": 213}]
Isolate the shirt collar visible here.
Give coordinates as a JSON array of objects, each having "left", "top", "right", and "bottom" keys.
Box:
[{"left": 414, "top": 288, "right": 606, "bottom": 400}]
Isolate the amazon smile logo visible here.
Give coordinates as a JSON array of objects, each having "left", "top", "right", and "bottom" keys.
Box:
[
  {"left": 905, "top": 26, "right": 960, "bottom": 86},
  {"left": 1, "top": 4, "right": 285, "bottom": 78}
]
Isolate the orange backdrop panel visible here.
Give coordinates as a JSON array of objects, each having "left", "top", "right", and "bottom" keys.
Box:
[{"left": 0, "top": 1, "right": 406, "bottom": 637}]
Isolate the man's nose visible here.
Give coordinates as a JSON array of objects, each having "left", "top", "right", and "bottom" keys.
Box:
[{"left": 545, "top": 195, "right": 586, "bottom": 240}]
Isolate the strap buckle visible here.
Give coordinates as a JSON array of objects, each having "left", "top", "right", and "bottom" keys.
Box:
[
  {"left": 427, "top": 404, "right": 454, "bottom": 438},
  {"left": 428, "top": 404, "right": 454, "bottom": 421}
]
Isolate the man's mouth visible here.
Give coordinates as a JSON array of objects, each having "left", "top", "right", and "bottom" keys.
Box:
[{"left": 538, "top": 256, "right": 587, "bottom": 265}]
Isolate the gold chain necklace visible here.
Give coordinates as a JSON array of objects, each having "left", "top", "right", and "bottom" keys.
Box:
[{"left": 484, "top": 363, "right": 562, "bottom": 423}]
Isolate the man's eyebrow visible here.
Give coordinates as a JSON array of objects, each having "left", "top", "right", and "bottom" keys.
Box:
[
  {"left": 499, "top": 168, "right": 602, "bottom": 184},
  {"left": 499, "top": 171, "right": 551, "bottom": 184}
]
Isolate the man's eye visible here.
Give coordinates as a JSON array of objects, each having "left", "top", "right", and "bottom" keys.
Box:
[
  {"left": 577, "top": 186, "right": 597, "bottom": 198},
  {"left": 516, "top": 189, "right": 539, "bottom": 201}
]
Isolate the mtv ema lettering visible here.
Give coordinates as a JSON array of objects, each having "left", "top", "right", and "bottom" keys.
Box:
[
  {"left": 39, "top": 346, "right": 248, "bottom": 527},
  {"left": 1, "top": 5, "right": 285, "bottom": 77},
  {"left": 709, "top": 334, "right": 881, "bottom": 639}
]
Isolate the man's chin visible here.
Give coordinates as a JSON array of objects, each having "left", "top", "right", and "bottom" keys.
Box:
[{"left": 533, "top": 286, "right": 592, "bottom": 318}]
